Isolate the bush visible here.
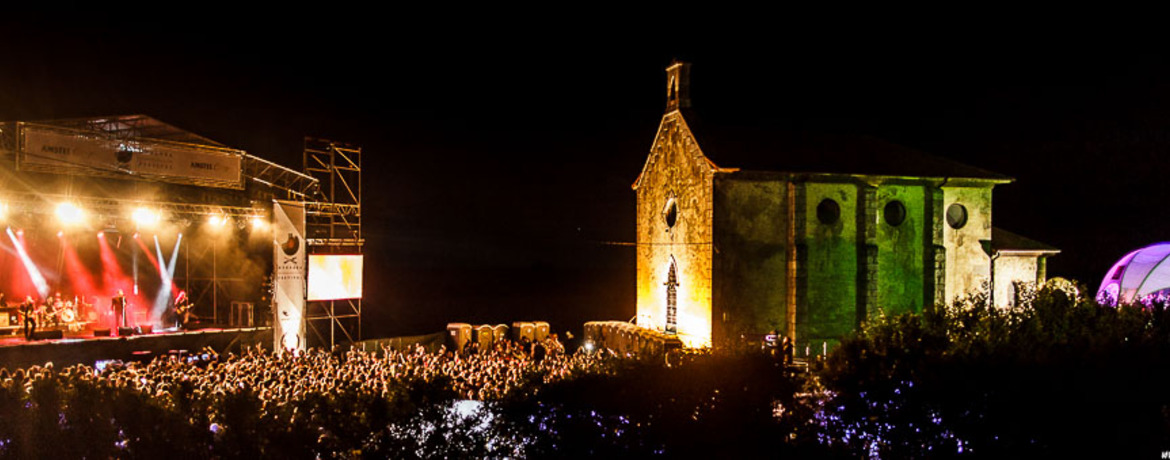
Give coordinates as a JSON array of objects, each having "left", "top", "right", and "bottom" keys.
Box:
[{"left": 820, "top": 283, "right": 1170, "bottom": 457}]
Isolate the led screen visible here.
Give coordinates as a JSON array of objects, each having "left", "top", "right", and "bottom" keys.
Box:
[{"left": 307, "top": 255, "right": 363, "bottom": 301}]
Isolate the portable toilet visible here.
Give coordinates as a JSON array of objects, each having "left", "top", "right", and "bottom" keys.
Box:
[
  {"left": 493, "top": 324, "right": 509, "bottom": 342},
  {"left": 512, "top": 321, "right": 535, "bottom": 342},
  {"left": 446, "top": 323, "right": 472, "bottom": 353},
  {"left": 475, "top": 324, "right": 494, "bottom": 348},
  {"left": 533, "top": 321, "right": 550, "bottom": 342}
]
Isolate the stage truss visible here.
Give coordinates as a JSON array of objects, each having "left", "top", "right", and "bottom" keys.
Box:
[{"left": 302, "top": 138, "right": 362, "bottom": 350}]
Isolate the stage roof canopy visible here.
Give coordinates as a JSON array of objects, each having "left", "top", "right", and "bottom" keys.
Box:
[{"left": 31, "top": 114, "right": 228, "bottom": 147}]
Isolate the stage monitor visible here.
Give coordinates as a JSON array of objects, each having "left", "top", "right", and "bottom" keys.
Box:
[{"left": 307, "top": 255, "right": 363, "bottom": 301}]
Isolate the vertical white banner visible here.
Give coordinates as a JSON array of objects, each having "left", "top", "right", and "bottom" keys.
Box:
[{"left": 272, "top": 200, "right": 306, "bottom": 351}]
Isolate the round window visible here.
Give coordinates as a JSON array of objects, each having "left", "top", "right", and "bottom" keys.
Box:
[
  {"left": 884, "top": 200, "right": 906, "bottom": 227},
  {"left": 816, "top": 198, "right": 840, "bottom": 225},
  {"left": 663, "top": 199, "right": 679, "bottom": 229},
  {"left": 946, "top": 203, "right": 968, "bottom": 229}
]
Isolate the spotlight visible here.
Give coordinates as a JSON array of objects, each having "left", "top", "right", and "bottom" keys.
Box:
[
  {"left": 133, "top": 232, "right": 139, "bottom": 240},
  {"left": 132, "top": 207, "right": 160, "bottom": 227},
  {"left": 56, "top": 202, "right": 84, "bottom": 225},
  {"left": 98, "top": 231, "right": 104, "bottom": 238},
  {"left": 57, "top": 231, "right": 63, "bottom": 238},
  {"left": 251, "top": 216, "right": 265, "bottom": 228},
  {"left": 209, "top": 214, "right": 227, "bottom": 227}
]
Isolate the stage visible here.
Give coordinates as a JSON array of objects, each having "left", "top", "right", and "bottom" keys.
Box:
[
  {"left": 1, "top": 116, "right": 363, "bottom": 355},
  {"left": 0, "top": 325, "right": 272, "bottom": 369}
]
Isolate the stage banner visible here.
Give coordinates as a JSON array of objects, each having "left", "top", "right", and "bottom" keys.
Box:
[
  {"left": 273, "top": 200, "right": 306, "bottom": 352},
  {"left": 19, "top": 124, "right": 244, "bottom": 189}
]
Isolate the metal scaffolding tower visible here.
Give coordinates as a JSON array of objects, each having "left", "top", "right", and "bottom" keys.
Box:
[{"left": 302, "top": 137, "right": 362, "bottom": 349}]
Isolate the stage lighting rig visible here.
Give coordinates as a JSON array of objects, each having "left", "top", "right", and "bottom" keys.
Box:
[
  {"left": 209, "top": 213, "right": 228, "bottom": 228},
  {"left": 132, "top": 207, "right": 161, "bottom": 228},
  {"left": 56, "top": 202, "right": 85, "bottom": 226}
]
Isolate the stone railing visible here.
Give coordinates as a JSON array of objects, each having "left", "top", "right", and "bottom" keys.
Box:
[{"left": 583, "top": 321, "right": 683, "bottom": 359}]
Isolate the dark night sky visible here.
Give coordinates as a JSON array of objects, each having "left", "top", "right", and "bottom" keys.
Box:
[{"left": 3, "top": 15, "right": 1168, "bottom": 337}]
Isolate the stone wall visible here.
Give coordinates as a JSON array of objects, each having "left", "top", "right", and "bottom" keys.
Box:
[
  {"left": 801, "top": 181, "right": 860, "bottom": 343},
  {"left": 711, "top": 175, "right": 789, "bottom": 349},
  {"left": 875, "top": 183, "right": 928, "bottom": 317},
  {"left": 943, "top": 186, "right": 993, "bottom": 305},
  {"left": 634, "top": 112, "right": 714, "bottom": 348},
  {"left": 994, "top": 254, "right": 1039, "bottom": 308}
]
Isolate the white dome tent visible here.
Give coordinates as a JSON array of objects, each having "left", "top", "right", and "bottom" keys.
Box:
[{"left": 1098, "top": 243, "right": 1170, "bottom": 305}]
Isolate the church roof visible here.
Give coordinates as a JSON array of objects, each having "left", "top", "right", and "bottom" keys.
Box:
[
  {"left": 680, "top": 111, "right": 1012, "bottom": 183},
  {"left": 991, "top": 227, "right": 1060, "bottom": 254}
]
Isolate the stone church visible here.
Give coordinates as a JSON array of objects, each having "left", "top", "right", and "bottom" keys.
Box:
[{"left": 633, "top": 62, "right": 1059, "bottom": 349}]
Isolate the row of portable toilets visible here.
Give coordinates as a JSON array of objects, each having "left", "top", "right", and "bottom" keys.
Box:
[
  {"left": 446, "top": 321, "right": 550, "bottom": 352},
  {"left": 583, "top": 321, "right": 682, "bottom": 358}
]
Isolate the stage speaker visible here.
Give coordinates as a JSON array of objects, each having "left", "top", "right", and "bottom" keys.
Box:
[
  {"left": 93, "top": 329, "right": 111, "bottom": 337},
  {"left": 118, "top": 327, "right": 135, "bottom": 336},
  {"left": 34, "top": 330, "right": 63, "bottom": 340},
  {"left": 136, "top": 325, "right": 153, "bottom": 334}
]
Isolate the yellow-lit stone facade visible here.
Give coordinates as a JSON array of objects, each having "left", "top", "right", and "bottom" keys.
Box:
[{"left": 633, "top": 110, "right": 715, "bottom": 348}]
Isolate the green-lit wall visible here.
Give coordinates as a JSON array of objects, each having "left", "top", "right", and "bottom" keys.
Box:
[
  {"left": 711, "top": 175, "right": 788, "bottom": 349},
  {"left": 801, "top": 181, "right": 860, "bottom": 342},
  {"left": 710, "top": 177, "right": 946, "bottom": 351},
  {"left": 875, "top": 184, "right": 927, "bottom": 317}
]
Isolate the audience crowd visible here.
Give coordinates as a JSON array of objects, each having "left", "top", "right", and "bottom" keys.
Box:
[
  {"left": 2, "top": 334, "right": 592, "bottom": 405},
  {"left": 0, "top": 333, "right": 613, "bottom": 457}
]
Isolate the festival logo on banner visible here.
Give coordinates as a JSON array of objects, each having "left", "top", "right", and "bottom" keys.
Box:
[{"left": 272, "top": 200, "right": 306, "bottom": 351}]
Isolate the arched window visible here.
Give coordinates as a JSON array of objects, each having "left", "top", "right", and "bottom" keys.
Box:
[{"left": 666, "top": 256, "right": 678, "bottom": 334}]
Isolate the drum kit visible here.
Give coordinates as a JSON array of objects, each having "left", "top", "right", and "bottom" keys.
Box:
[{"left": 36, "top": 297, "right": 88, "bottom": 330}]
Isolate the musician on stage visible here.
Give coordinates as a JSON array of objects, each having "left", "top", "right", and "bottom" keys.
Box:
[
  {"left": 48, "top": 292, "right": 64, "bottom": 327},
  {"left": 173, "top": 290, "right": 198, "bottom": 329},
  {"left": 111, "top": 289, "right": 127, "bottom": 329},
  {"left": 20, "top": 296, "right": 36, "bottom": 340}
]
